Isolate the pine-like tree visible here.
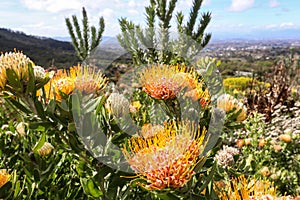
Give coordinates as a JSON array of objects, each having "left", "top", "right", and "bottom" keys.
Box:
[
  {"left": 117, "top": 0, "right": 211, "bottom": 65},
  {"left": 66, "top": 7, "right": 105, "bottom": 61}
]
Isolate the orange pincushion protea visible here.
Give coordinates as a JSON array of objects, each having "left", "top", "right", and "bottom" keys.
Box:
[
  {"left": 139, "top": 64, "right": 187, "bottom": 100},
  {"left": 43, "top": 66, "right": 78, "bottom": 101},
  {"left": 43, "top": 65, "right": 106, "bottom": 101},
  {"left": 122, "top": 122, "right": 206, "bottom": 190}
]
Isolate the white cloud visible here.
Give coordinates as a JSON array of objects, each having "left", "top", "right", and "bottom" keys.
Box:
[
  {"left": 265, "top": 22, "right": 297, "bottom": 29},
  {"left": 20, "top": 0, "right": 82, "bottom": 13},
  {"left": 228, "top": 0, "right": 255, "bottom": 12},
  {"left": 279, "top": 22, "right": 296, "bottom": 28},
  {"left": 269, "top": 0, "right": 280, "bottom": 8}
]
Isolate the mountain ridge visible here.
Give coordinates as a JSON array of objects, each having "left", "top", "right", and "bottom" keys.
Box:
[{"left": 0, "top": 28, "right": 79, "bottom": 68}]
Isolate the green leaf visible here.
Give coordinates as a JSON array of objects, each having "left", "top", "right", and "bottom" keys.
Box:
[
  {"left": 154, "top": 192, "right": 180, "bottom": 200},
  {"left": 72, "top": 93, "right": 81, "bottom": 116},
  {"left": 33, "top": 132, "right": 46, "bottom": 152},
  {"left": 76, "top": 160, "right": 86, "bottom": 177},
  {"left": 29, "top": 122, "right": 51, "bottom": 130},
  {"left": 80, "top": 178, "right": 90, "bottom": 195},
  {"left": 6, "top": 69, "right": 23, "bottom": 92},
  {"left": 34, "top": 99, "right": 46, "bottom": 119},
  {"left": 130, "top": 178, "right": 147, "bottom": 188},
  {"left": 68, "top": 134, "right": 84, "bottom": 153},
  {"left": 6, "top": 96, "right": 32, "bottom": 114},
  {"left": 68, "top": 122, "right": 76, "bottom": 132},
  {"left": 87, "top": 179, "right": 103, "bottom": 197},
  {"left": 198, "top": 162, "right": 216, "bottom": 193},
  {"left": 205, "top": 62, "right": 214, "bottom": 77},
  {"left": 194, "top": 156, "right": 207, "bottom": 173},
  {"left": 25, "top": 63, "right": 35, "bottom": 96},
  {"left": 46, "top": 99, "right": 56, "bottom": 114},
  {"left": 13, "top": 180, "right": 21, "bottom": 198},
  {"left": 35, "top": 77, "right": 50, "bottom": 90},
  {"left": 95, "top": 96, "right": 106, "bottom": 115},
  {"left": 82, "top": 96, "right": 102, "bottom": 114},
  {"left": 33, "top": 169, "right": 40, "bottom": 182}
]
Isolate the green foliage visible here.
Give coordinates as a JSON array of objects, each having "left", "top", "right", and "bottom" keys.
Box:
[
  {"left": 66, "top": 7, "right": 105, "bottom": 61},
  {"left": 117, "top": 0, "right": 211, "bottom": 65},
  {"left": 216, "top": 112, "right": 300, "bottom": 196},
  {"left": 0, "top": 123, "right": 86, "bottom": 199}
]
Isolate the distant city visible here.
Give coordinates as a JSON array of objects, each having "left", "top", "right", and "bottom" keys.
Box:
[{"left": 202, "top": 39, "right": 300, "bottom": 59}]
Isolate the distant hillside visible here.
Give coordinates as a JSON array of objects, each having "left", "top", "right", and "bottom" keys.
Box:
[{"left": 0, "top": 28, "right": 79, "bottom": 69}]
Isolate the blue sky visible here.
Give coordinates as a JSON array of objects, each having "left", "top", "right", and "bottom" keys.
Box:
[{"left": 0, "top": 0, "right": 299, "bottom": 40}]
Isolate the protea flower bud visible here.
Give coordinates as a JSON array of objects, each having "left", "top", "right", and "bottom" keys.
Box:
[
  {"left": 217, "top": 94, "right": 247, "bottom": 121},
  {"left": 37, "top": 142, "right": 54, "bottom": 156},
  {"left": 33, "top": 65, "right": 46, "bottom": 81},
  {"left": 16, "top": 122, "right": 26, "bottom": 136}
]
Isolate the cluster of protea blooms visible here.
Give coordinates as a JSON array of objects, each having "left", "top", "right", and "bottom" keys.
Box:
[
  {"left": 0, "top": 51, "right": 107, "bottom": 101},
  {"left": 116, "top": 63, "right": 213, "bottom": 190},
  {"left": 42, "top": 65, "right": 107, "bottom": 101}
]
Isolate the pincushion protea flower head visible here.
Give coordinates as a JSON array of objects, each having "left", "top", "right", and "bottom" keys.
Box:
[
  {"left": 0, "top": 169, "right": 11, "bottom": 188},
  {"left": 74, "top": 65, "right": 107, "bottom": 95},
  {"left": 139, "top": 64, "right": 187, "bottom": 100},
  {"left": 217, "top": 176, "right": 286, "bottom": 200},
  {"left": 217, "top": 94, "right": 247, "bottom": 121},
  {"left": 43, "top": 65, "right": 106, "bottom": 101},
  {"left": 43, "top": 66, "right": 77, "bottom": 101},
  {"left": 122, "top": 121, "right": 206, "bottom": 190},
  {"left": 0, "top": 51, "right": 35, "bottom": 90}
]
